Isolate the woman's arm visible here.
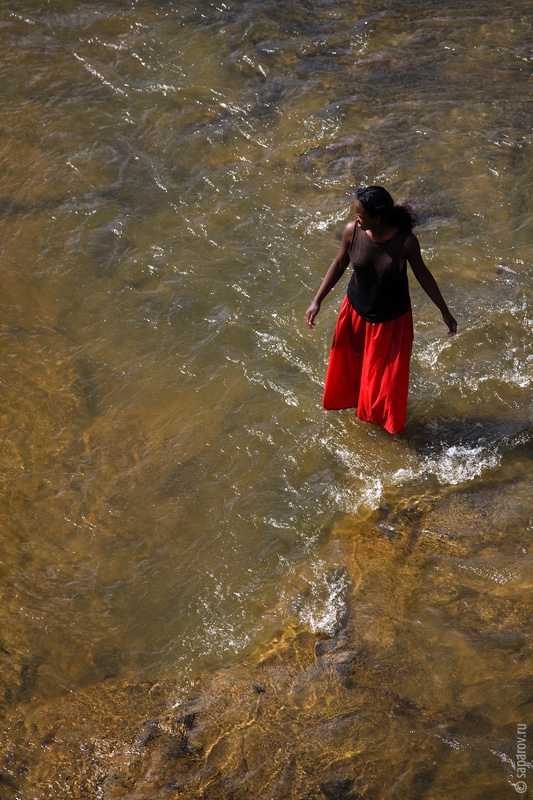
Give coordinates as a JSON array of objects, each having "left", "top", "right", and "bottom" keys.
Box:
[
  {"left": 404, "top": 233, "right": 457, "bottom": 336},
  {"left": 305, "top": 221, "right": 354, "bottom": 328}
]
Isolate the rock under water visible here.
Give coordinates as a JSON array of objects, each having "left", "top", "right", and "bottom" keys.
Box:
[{"left": 2, "top": 476, "right": 530, "bottom": 799}]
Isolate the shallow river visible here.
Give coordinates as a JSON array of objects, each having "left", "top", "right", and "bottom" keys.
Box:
[{"left": 1, "top": 0, "right": 532, "bottom": 797}]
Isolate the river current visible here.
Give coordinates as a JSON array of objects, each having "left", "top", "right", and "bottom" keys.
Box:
[{"left": 1, "top": 1, "right": 532, "bottom": 797}]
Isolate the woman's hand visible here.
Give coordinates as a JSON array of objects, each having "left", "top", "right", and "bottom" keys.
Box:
[
  {"left": 306, "top": 300, "right": 321, "bottom": 328},
  {"left": 443, "top": 310, "right": 457, "bottom": 336}
]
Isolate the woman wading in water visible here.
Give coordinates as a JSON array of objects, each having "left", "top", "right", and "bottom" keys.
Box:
[{"left": 306, "top": 186, "right": 457, "bottom": 434}]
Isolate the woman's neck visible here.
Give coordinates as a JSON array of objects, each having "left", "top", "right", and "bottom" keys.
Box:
[{"left": 366, "top": 221, "right": 398, "bottom": 243}]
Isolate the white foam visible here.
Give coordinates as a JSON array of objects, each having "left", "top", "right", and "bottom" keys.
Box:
[
  {"left": 296, "top": 559, "right": 349, "bottom": 636},
  {"left": 500, "top": 356, "right": 533, "bottom": 389},
  {"left": 393, "top": 444, "right": 501, "bottom": 487},
  {"left": 324, "top": 441, "right": 385, "bottom": 512},
  {"left": 423, "top": 444, "right": 501, "bottom": 485},
  {"left": 415, "top": 337, "right": 453, "bottom": 369}
]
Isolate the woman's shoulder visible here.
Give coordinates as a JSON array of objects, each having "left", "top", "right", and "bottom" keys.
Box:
[
  {"left": 400, "top": 230, "right": 420, "bottom": 252},
  {"left": 342, "top": 219, "right": 356, "bottom": 244}
]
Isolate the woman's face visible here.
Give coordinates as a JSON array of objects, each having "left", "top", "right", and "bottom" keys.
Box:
[{"left": 353, "top": 199, "right": 377, "bottom": 230}]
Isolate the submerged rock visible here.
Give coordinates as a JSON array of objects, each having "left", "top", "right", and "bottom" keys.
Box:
[{"left": 1, "top": 476, "right": 530, "bottom": 799}]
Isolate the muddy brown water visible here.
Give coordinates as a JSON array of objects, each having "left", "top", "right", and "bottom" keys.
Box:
[{"left": 0, "top": 1, "right": 532, "bottom": 797}]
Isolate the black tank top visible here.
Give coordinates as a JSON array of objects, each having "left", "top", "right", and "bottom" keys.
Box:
[{"left": 346, "top": 224, "right": 411, "bottom": 323}]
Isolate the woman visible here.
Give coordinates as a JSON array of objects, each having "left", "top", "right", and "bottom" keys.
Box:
[{"left": 306, "top": 186, "right": 457, "bottom": 434}]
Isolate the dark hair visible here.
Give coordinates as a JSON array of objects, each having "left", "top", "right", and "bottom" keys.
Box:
[{"left": 356, "top": 185, "right": 418, "bottom": 231}]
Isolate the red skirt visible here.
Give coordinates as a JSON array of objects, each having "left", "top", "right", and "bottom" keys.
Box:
[{"left": 322, "top": 296, "right": 413, "bottom": 434}]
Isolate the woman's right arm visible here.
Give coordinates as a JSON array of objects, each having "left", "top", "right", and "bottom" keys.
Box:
[{"left": 305, "top": 221, "right": 354, "bottom": 328}]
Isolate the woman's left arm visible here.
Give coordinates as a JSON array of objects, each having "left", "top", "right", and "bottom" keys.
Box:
[{"left": 404, "top": 234, "right": 457, "bottom": 336}]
